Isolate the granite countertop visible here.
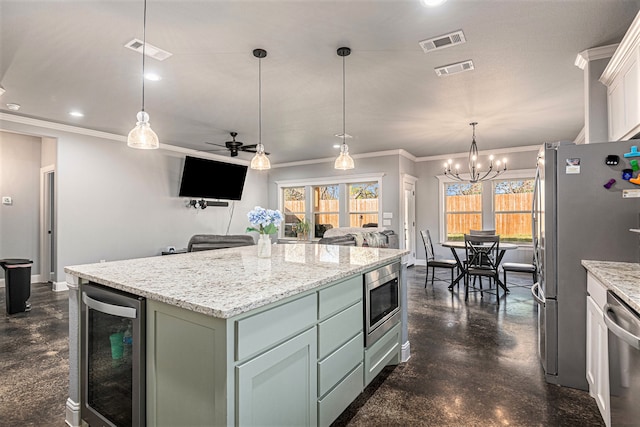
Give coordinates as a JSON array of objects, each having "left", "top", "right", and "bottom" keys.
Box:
[
  {"left": 65, "top": 244, "right": 408, "bottom": 319},
  {"left": 581, "top": 260, "right": 640, "bottom": 313}
]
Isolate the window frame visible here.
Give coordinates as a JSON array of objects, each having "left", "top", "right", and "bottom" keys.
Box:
[
  {"left": 437, "top": 169, "right": 536, "bottom": 245},
  {"left": 347, "top": 182, "right": 380, "bottom": 228},
  {"left": 276, "top": 173, "right": 385, "bottom": 240}
]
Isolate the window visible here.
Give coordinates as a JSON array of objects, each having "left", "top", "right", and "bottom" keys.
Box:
[
  {"left": 494, "top": 179, "right": 534, "bottom": 243},
  {"left": 277, "top": 174, "right": 384, "bottom": 240},
  {"left": 444, "top": 182, "right": 483, "bottom": 241},
  {"left": 349, "top": 182, "right": 379, "bottom": 227},
  {"left": 283, "top": 187, "right": 306, "bottom": 238},
  {"left": 314, "top": 185, "right": 340, "bottom": 238},
  {"left": 439, "top": 169, "right": 536, "bottom": 244}
]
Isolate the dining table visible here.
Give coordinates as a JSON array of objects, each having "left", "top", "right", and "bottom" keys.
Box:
[{"left": 441, "top": 240, "right": 518, "bottom": 293}]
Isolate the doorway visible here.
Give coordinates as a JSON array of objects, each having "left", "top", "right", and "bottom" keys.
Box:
[
  {"left": 402, "top": 175, "right": 417, "bottom": 266},
  {"left": 40, "top": 166, "right": 56, "bottom": 285}
]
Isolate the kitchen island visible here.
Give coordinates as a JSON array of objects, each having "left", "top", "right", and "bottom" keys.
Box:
[{"left": 64, "top": 243, "right": 409, "bottom": 427}]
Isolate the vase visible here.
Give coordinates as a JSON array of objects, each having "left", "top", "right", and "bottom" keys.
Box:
[{"left": 257, "top": 234, "right": 272, "bottom": 258}]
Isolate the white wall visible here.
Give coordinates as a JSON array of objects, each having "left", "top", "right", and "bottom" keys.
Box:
[
  {"left": 0, "top": 118, "right": 268, "bottom": 283},
  {"left": 0, "top": 131, "right": 42, "bottom": 278}
]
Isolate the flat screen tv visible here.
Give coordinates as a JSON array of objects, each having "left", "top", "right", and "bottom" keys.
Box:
[{"left": 178, "top": 156, "right": 248, "bottom": 200}]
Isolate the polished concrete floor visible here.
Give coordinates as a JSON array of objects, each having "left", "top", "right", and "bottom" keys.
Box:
[{"left": 0, "top": 268, "right": 603, "bottom": 426}]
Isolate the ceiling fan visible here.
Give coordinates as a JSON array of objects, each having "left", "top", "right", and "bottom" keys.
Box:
[{"left": 203, "top": 132, "right": 269, "bottom": 157}]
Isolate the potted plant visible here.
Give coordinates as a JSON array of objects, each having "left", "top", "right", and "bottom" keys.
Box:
[{"left": 296, "top": 218, "right": 311, "bottom": 241}]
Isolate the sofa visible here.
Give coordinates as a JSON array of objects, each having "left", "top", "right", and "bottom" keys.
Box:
[
  {"left": 318, "top": 227, "right": 398, "bottom": 249},
  {"left": 187, "top": 234, "right": 255, "bottom": 252}
]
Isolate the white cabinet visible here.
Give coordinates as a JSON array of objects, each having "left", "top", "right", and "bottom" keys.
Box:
[
  {"left": 586, "top": 273, "right": 610, "bottom": 427},
  {"left": 601, "top": 12, "right": 640, "bottom": 141}
]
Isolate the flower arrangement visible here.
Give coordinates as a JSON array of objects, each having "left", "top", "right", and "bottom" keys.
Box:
[{"left": 246, "top": 206, "right": 283, "bottom": 235}]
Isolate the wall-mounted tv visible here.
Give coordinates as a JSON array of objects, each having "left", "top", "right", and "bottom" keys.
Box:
[{"left": 178, "top": 156, "right": 248, "bottom": 201}]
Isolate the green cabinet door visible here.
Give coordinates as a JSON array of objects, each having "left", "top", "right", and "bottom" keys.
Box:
[{"left": 236, "top": 327, "right": 317, "bottom": 427}]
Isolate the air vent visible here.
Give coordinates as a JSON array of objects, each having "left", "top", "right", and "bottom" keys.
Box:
[
  {"left": 419, "top": 30, "right": 466, "bottom": 53},
  {"left": 434, "top": 60, "right": 474, "bottom": 77},
  {"left": 124, "top": 39, "right": 173, "bottom": 61}
]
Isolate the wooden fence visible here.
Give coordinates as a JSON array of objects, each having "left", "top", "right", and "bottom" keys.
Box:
[
  {"left": 283, "top": 199, "right": 379, "bottom": 228},
  {"left": 446, "top": 193, "right": 532, "bottom": 241}
]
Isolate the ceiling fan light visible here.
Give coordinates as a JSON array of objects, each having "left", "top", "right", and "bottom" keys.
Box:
[
  {"left": 127, "top": 110, "right": 159, "bottom": 149},
  {"left": 334, "top": 144, "right": 355, "bottom": 170}
]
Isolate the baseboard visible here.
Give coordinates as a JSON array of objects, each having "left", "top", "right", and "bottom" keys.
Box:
[
  {"left": 413, "top": 259, "right": 426, "bottom": 267},
  {"left": 0, "top": 274, "right": 44, "bottom": 287},
  {"left": 401, "top": 340, "right": 411, "bottom": 362},
  {"left": 65, "top": 398, "right": 81, "bottom": 427},
  {"left": 52, "top": 281, "right": 68, "bottom": 292}
]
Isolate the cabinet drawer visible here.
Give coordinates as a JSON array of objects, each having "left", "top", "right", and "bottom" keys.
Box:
[
  {"left": 364, "top": 322, "right": 400, "bottom": 386},
  {"left": 587, "top": 273, "right": 607, "bottom": 309},
  {"left": 236, "top": 294, "right": 317, "bottom": 360},
  {"left": 318, "top": 363, "right": 363, "bottom": 427},
  {"left": 318, "top": 301, "right": 363, "bottom": 359},
  {"left": 318, "top": 275, "right": 362, "bottom": 320},
  {"left": 318, "top": 332, "right": 363, "bottom": 397}
]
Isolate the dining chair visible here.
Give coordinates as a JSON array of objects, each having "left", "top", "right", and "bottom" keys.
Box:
[
  {"left": 469, "top": 229, "right": 496, "bottom": 236},
  {"left": 463, "top": 234, "right": 502, "bottom": 304},
  {"left": 502, "top": 260, "right": 537, "bottom": 289},
  {"left": 420, "top": 230, "right": 458, "bottom": 288}
]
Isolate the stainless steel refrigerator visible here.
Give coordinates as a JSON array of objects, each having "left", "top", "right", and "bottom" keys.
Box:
[{"left": 532, "top": 140, "right": 640, "bottom": 390}]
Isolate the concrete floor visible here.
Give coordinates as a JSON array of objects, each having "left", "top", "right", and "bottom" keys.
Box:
[{"left": 0, "top": 267, "right": 603, "bottom": 426}]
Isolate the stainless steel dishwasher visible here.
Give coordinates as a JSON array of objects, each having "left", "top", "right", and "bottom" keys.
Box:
[{"left": 603, "top": 291, "right": 640, "bottom": 426}]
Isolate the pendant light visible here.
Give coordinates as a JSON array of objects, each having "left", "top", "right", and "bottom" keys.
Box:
[
  {"left": 335, "top": 47, "right": 355, "bottom": 170},
  {"left": 443, "top": 122, "right": 507, "bottom": 183},
  {"left": 127, "top": 0, "right": 159, "bottom": 149},
  {"left": 250, "top": 48, "right": 271, "bottom": 170}
]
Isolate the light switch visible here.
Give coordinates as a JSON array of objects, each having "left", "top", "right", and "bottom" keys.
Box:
[
  {"left": 383, "top": 212, "right": 393, "bottom": 219},
  {"left": 2, "top": 196, "right": 12, "bottom": 205},
  {"left": 383, "top": 219, "right": 392, "bottom": 226}
]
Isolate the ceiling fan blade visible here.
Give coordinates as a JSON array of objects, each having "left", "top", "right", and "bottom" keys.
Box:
[
  {"left": 205, "top": 142, "right": 228, "bottom": 148},
  {"left": 240, "top": 144, "right": 258, "bottom": 150}
]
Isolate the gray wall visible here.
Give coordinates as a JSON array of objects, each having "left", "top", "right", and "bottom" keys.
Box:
[
  {"left": 268, "top": 154, "right": 404, "bottom": 234},
  {"left": 0, "top": 120, "right": 267, "bottom": 283},
  {"left": 0, "top": 131, "right": 42, "bottom": 279},
  {"left": 415, "top": 149, "right": 539, "bottom": 264}
]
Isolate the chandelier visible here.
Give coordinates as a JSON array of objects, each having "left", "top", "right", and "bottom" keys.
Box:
[{"left": 443, "top": 122, "right": 506, "bottom": 183}]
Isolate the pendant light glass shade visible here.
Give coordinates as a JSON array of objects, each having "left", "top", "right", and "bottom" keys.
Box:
[
  {"left": 335, "top": 47, "right": 354, "bottom": 170},
  {"left": 250, "top": 142, "right": 270, "bottom": 170},
  {"left": 127, "top": 111, "right": 159, "bottom": 149},
  {"left": 334, "top": 142, "right": 355, "bottom": 170},
  {"left": 251, "top": 48, "right": 271, "bottom": 170},
  {"left": 127, "top": 0, "right": 159, "bottom": 150}
]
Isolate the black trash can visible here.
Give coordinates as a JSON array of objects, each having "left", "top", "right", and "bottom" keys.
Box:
[{"left": 0, "top": 258, "right": 33, "bottom": 314}]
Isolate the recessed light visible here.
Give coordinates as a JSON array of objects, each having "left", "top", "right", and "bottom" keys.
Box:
[
  {"left": 144, "top": 73, "right": 162, "bottom": 81},
  {"left": 6, "top": 103, "right": 20, "bottom": 111},
  {"left": 420, "top": 0, "right": 448, "bottom": 6},
  {"left": 69, "top": 111, "right": 84, "bottom": 117}
]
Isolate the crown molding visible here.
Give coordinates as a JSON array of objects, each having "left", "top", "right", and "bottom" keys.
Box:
[
  {"left": 415, "top": 144, "right": 540, "bottom": 162},
  {"left": 600, "top": 11, "right": 640, "bottom": 85},
  {"left": 0, "top": 112, "right": 249, "bottom": 165},
  {"left": 574, "top": 44, "right": 618, "bottom": 70}
]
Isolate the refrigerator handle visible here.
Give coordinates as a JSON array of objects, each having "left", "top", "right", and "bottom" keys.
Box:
[
  {"left": 82, "top": 292, "right": 137, "bottom": 319},
  {"left": 603, "top": 303, "right": 640, "bottom": 350},
  {"left": 531, "top": 282, "right": 545, "bottom": 306},
  {"left": 531, "top": 167, "right": 540, "bottom": 267}
]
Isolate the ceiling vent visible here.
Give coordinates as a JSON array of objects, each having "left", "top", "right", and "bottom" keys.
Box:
[
  {"left": 434, "top": 60, "right": 474, "bottom": 77},
  {"left": 419, "top": 30, "right": 466, "bottom": 53},
  {"left": 125, "top": 39, "right": 173, "bottom": 61}
]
